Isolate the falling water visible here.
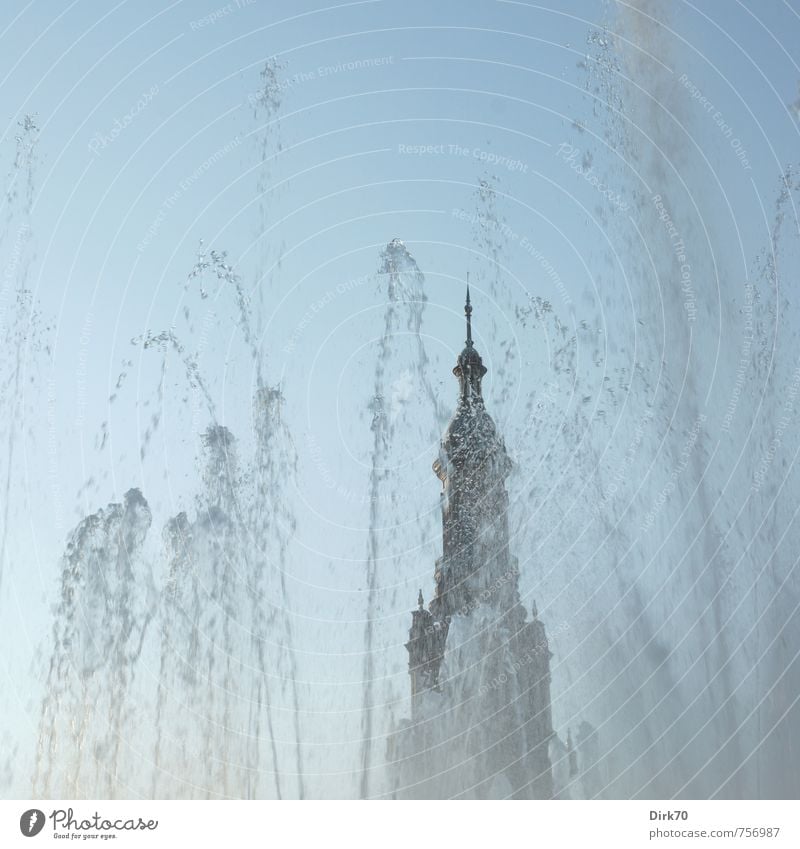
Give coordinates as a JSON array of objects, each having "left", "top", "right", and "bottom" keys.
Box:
[
  {"left": 0, "top": 115, "right": 43, "bottom": 595},
  {"left": 34, "top": 488, "right": 153, "bottom": 797},
  {"left": 522, "top": 1, "right": 800, "bottom": 799},
  {"left": 35, "top": 216, "right": 309, "bottom": 795},
  {"left": 9, "top": 7, "right": 800, "bottom": 801},
  {"left": 248, "top": 386, "right": 306, "bottom": 799},
  {"left": 358, "top": 238, "right": 447, "bottom": 797},
  {"left": 150, "top": 423, "right": 287, "bottom": 799}
]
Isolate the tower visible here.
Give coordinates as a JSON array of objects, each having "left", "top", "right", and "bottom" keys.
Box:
[{"left": 389, "top": 288, "right": 554, "bottom": 799}]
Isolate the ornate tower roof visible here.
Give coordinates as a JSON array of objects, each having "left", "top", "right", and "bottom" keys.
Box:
[
  {"left": 441, "top": 287, "right": 510, "bottom": 478},
  {"left": 453, "top": 285, "right": 487, "bottom": 402},
  {"left": 395, "top": 281, "right": 554, "bottom": 800}
]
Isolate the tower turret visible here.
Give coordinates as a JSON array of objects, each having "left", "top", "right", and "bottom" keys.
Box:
[
  {"left": 393, "top": 284, "right": 554, "bottom": 800},
  {"left": 431, "top": 288, "right": 517, "bottom": 620}
]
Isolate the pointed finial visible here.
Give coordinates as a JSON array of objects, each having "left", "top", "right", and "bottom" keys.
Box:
[
  {"left": 465, "top": 278, "right": 473, "bottom": 348},
  {"left": 418, "top": 589, "right": 424, "bottom": 611}
]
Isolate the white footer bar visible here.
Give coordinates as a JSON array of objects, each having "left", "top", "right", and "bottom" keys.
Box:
[{"left": 1, "top": 800, "right": 797, "bottom": 848}]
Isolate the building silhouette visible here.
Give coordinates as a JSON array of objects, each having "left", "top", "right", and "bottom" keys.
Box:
[{"left": 389, "top": 288, "right": 555, "bottom": 799}]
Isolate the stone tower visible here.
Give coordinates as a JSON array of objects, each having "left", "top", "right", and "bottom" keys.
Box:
[{"left": 389, "top": 288, "right": 554, "bottom": 799}]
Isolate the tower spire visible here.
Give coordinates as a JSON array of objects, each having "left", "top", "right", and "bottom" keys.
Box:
[
  {"left": 465, "top": 277, "right": 473, "bottom": 348},
  {"left": 452, "top": 281, "right": 487, "bottom": 399}
]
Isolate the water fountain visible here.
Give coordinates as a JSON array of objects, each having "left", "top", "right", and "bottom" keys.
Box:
[{"left": 2, "top": 2, "right": 798, "bottom": 801}]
